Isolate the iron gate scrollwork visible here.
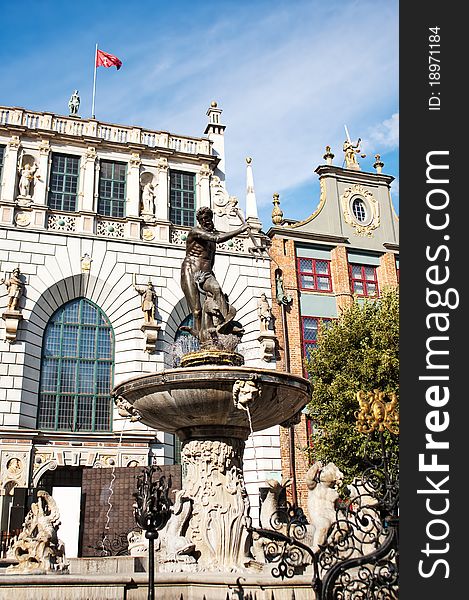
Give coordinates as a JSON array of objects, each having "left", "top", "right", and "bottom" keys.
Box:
[{"left": 250, "top": 390, "right": 399, "bottom": 599}]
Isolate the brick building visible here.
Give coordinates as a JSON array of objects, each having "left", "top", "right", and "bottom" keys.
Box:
[
  {"left": 266, "top": 145, "right": 399, "bottom": 509},
  {"left": 0, "top": 101, "right": 280, "bottom": 555}
]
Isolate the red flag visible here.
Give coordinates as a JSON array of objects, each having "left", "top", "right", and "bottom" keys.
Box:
[{"left": 96, "top": 49, "right": 122, "bottom": 70}]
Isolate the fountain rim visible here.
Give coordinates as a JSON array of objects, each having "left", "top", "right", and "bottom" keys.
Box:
[{"left": 112, "top": 365, "right": 311, "bottom": 395}]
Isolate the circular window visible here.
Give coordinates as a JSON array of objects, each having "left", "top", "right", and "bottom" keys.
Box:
[
  {"left": 350, "top": 196, "right": 372, "bottom": 226},
  {"left": 352, "top": 198, "right": 367, "bottom": 222}
]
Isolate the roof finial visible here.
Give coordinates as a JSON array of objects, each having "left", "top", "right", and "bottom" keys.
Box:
[
  {"left": 373, "top": 154, "right": 384, "bottom": 174},
  {"left": 272, "top": 193, "right": 283, "bottom": 225},
  {"left": 323, "top": 145, "right": 334, "bottom": 165},
  {"left": 245, "top": 157, "right": 259, "bottom": 220}
]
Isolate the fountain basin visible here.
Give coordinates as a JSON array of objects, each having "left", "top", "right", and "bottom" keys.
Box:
[{"left": 112, "top": 366, "right": 311, "bottom": 440}]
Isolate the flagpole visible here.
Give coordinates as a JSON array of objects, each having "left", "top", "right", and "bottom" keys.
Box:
[{"left": 91, "top": 43, "right": 98, "bottom": 119}]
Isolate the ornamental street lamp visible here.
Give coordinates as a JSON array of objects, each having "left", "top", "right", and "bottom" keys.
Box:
[{"left": 133, "top": 466, "right": 172, "bottom": 600}]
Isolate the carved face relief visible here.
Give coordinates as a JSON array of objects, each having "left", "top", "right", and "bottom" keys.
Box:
[{"left": 340, "top": 184, "right": 380, "bottom": 236}]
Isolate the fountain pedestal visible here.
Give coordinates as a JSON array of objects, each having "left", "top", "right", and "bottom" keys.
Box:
[
  {"left": 181, "top": 436, "right": 250, "bottom": 570},
  {"left": 113, "top": 365, "right": 310, "bottom": 572}
]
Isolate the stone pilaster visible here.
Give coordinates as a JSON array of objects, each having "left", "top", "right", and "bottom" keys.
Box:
[
  {"left": 330, "top": 245, "right": 353, "bottom": 312},
  {"left": 127, "top": 152, "right": 141, "bottom": 218}
]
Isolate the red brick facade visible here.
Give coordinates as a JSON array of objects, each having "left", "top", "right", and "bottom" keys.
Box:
[{"left": 269, "top": 234, "right": 398, "bottom": 511}]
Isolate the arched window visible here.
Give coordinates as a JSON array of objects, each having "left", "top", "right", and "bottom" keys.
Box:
[{"left": 38, "top": 298, "right": 114, "bottom": 432}]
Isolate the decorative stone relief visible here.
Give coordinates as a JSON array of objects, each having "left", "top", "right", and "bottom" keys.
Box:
[
  {"left": 340, "top": 184, "right": 380, "bottom": 236},
  {"left": 141, "top": 226, "right": 155, "bottom": 241},
  {"left": 180, "top": 438, "right": 251, "bottom": 570},
  {"left": 96, "top": 219, "right": 125, "bottom": 238},
  {"left": 80, "top": 253, "right": 92, "bottom": 273},
  {"left": 47, "top": 213, "right": 77, "bottom": 232},
  {"left": 1, "top": 267, "right": 24, "bottom": 343},
  {"left": 1, "top": 452, "right": 28, "bottom": 490},
  {"left": 15, "top": 211, "right": 31, "bottom": 227}
]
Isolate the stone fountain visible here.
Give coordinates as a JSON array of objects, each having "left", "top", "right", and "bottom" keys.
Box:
[
  {"left": 113, "top": 208, "right": 311, "bottom": 582},
  {"left": 0, "top": 208, "right": 313, "bottom": 599}
]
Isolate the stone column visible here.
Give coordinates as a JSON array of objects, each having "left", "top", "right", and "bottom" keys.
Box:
[
  {"left": 76, "top": 146, "right": 97, "bottom": 234},
  {"left": 155, "top": 157, "right": 169, "bottom": 221},
  {"left": 1, "top": 135, "right": 20, "bottom": 203},
  {"left": 197, "top": 163, "right": 211, "bottom": 208},
  {"left": 81, "top": 147, "right": 97, "bottom": 212},
  {"left": 127, "top": 152, "right": 141, "bottom": 218},
  {"left": 28, "top": 139, "right": 51, "bottom": 229}
]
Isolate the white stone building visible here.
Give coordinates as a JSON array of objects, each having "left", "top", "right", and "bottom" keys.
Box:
[{"left": 0, "top": 102, "right": 281, "bottom": 552}]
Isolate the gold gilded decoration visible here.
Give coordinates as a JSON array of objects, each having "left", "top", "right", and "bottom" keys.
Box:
[
  {"left": 340, "top": 184, "right": 380, "bottom": 236},
  {"left": 355, "top": 390, "right": 399, "bottom": 435},
  {"left": 15, "top": 211, "right": 31, "bottom": 227},
  {"left": 286, "top": 178, "right": 327, "bottom": 229},
  {"left": 142, "top": 226, "right": 155, "bottom": 241}
]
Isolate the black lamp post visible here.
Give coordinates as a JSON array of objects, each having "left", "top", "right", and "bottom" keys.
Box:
[{"left": 133, "top": 466, "right": 172, "bottom": 600}]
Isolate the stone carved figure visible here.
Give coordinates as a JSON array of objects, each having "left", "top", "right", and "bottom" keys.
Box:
[
  {"left": 180, "top": 207, "right": 249, "bottom": 346},
  {"left": 114, "top": 395, "right": 142, "bottom": 422},
  {"left": 306, "top": 461, "right": 344, "bottom": 552},
  {"left": 259, "top": 477, "right": 291, "bottom": 530},
  {"left": 68, "top": 90, "right": 80, "bottom": 116},
  {"left": 1, "top": 268, "right": 24, "bottom": 312},
  {"left": 157, "top": 490, "right": 196, "bottom": 564},
  {"left": 133, "top": 277, "right": 157, "bottom": 323},
  {"left": 6, "top": 491, "right": 68, "bottom": 574},
  {"left": 233, "top": 377, "right": 261, "bottom": 411},
  {"left": 17, "top": 161, "right": 38, "bottom": 198},
  {"left": 343, "top": 138, "right": 362, "bottom": 170},
  {"left": 257, "top": 293, "right": 273, "bottom": 332},
  {"left": 141, "top": 181, "right": 156, "bottom": 216}
]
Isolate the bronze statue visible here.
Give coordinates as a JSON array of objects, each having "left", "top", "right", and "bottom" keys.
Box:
[{"left": 180, "top": 207, "right": 249, "bottom": 346}]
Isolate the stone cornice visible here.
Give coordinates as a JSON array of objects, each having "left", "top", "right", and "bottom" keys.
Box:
[{"left": 314, "top": 164, "right": 395, "bottom": 186}]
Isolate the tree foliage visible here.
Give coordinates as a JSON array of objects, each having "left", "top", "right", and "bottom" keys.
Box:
[{"left": 305, "top": 288, "right": 399, "bottom": 484}]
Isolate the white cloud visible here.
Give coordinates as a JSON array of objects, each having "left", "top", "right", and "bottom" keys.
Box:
[
  {"left": 363, "top": 113, "right": 399, "bottom": 154},
  {"left": 0, "top": 0, "right": 398, "bottom": 226}
]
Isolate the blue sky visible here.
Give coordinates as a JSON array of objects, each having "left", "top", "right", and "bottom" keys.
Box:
[{"left": 0, "top": 0, "right": 398, "bottom": 228}]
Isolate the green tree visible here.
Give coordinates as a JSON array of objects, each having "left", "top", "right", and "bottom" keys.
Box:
[{"left": 306, "top": 288, "right": 399, "bottom": 484}]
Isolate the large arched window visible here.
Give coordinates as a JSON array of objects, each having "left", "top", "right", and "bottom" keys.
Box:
[{"left": 38, "top": 298, "right": 114, "bottom": 432}]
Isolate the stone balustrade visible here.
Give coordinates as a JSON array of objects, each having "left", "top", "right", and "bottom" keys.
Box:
[{"left": 0, "top": 106, "right": 211, "bottom": 155}]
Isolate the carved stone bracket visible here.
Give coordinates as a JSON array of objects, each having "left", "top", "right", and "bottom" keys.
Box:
[
  {"left": 2, "top": 309, "right": 23, "bottom": 343},
  {"left": 140, "top": 321, "right": 161, "bottom": 353},
  {"left": 257, "top": 331, "right": 277, "bottom": 362}
]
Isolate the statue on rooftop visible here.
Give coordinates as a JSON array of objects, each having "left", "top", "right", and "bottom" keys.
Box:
[
  {"left": 68, "top": 90, "right": 80, "bottom": 116},
  {"left": 343, "top": 138, "right": 362, "bottom": 170},
  {"left": 180, "top": 207, "right": 249, "bottom": 347}
]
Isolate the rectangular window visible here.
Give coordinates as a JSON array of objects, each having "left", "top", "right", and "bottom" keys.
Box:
[
  {"left": 349, "top": 264, "right": 379, "bottom": 297},
  {"left": 301, "top": 316, "right": 332, "bottom": 364},
  {"left": 170, "top": 171, "right": 196, "bottom": 226},
  {"left": 297, "top": 258, "right": 332, "bottom": 292},
  {"left": 98, "top": 160, "right": 127, "bottom": 217},
  {"left": 48, "top": 153, "right": 80, "bottom": 212}
]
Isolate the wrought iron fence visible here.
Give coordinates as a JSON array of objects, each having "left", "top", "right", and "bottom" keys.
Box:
[{"left": 249, "top": 390, "right": 399, "bottom": 599}]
